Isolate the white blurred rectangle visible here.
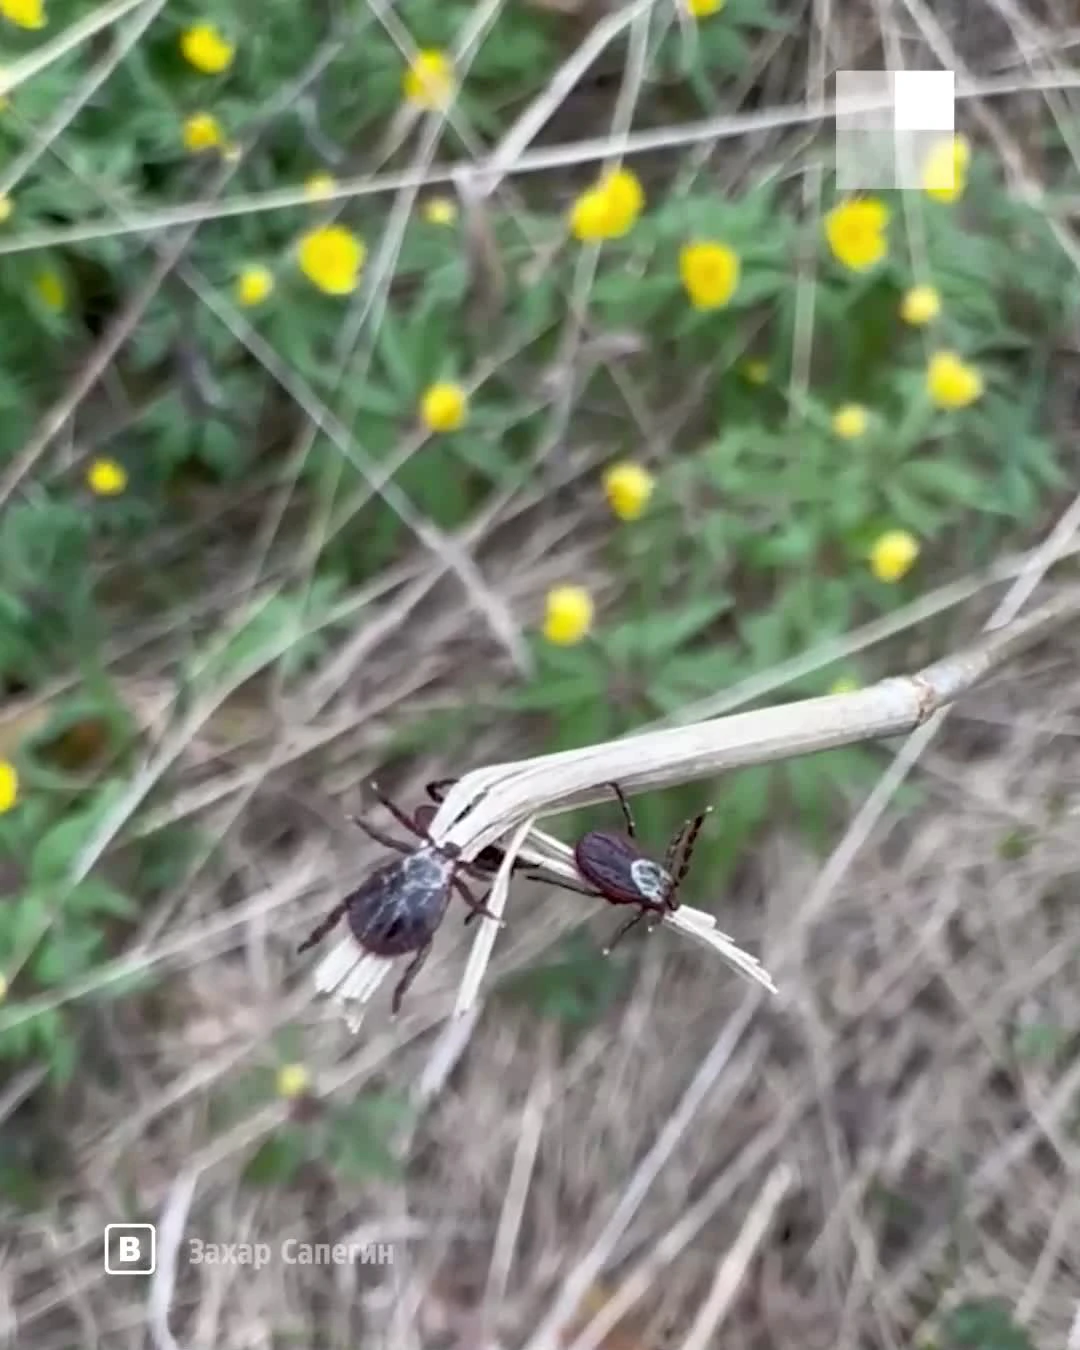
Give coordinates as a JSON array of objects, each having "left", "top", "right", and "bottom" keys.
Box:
[
  {"left": 893, "top": 70, "right": 954, "bottom": 131},
  {"left": 836, "top": 69, "right": 956, "bottom": 190}
]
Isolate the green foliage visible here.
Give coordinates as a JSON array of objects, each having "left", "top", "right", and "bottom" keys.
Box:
[
  {"left": 241, "top": 1087, "right": 414, "bottom": 1187},
  {"left": 499, "top": 930, "right": 631, "bottom": 1032},
  {"left": 934, "top": 1299, "right": 1034, "bottom": 1350}
]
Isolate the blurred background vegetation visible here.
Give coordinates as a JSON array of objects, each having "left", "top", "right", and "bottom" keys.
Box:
[{"left": 0, "top": 1, "right": 1078, "bottom": 1347}]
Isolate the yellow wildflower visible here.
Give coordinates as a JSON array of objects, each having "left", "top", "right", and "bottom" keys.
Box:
[
  {"left": 276, "top": 1063, "right": 311, "bottom": 1099},
  {"left": 569, "top": 168, "right": 644, "bottom": 241},
  {"left": 543, "top": 586, "right": 594, "bottom": 646},
  {"left": 569, "top": 187, "right": 612, "bottom": 242},
  {"left": 297, "top": 224, "right": 365, "bottom": 295},
  {"left": 0, "top": 760, "right": 17, "bottom": 813},
  {"left": 688, "top": 0, "right": 724, "bottom": 14},
  {"left": 0, "top": 195, "right": 12, "bottom": 223},
  {"left": 825, "top": 197, "right": 889, "bottom": 272},
  {"left": 182, "top": 112, "right": 224, "bottom": 153},
  {"left": 829, "top": 675, "right": 860, "bottom": 695},
  {"left": 304, "top": 172, "right": 336, "bottom": 201},
  {"left": 0, "top": 972, "right": 7, "bottom": 1002},
  {"left": 603, "top": 461, "right": 655, "bottom": 521},
  {"left": 901, "top": 284, "right": 941, "bottom": 325},
  {"left": 402, "top": 49, "right": 454, "bottom": 110},
  {"left": 33, "top": 269, "right": 65, "bottom": 311},
  {"left": 922, "top": 134, "right": 971, "bottom": 203},
  {"left": 180, "top": 23, "right": 234, "bottom": 75},
  {"left": 87, "top": 458, "right": 127, "bottom": 496},
  {"left": 926, "top": 350, "right": 983, "bottom": 409},
  {"left": 420, "top": 381, "right": 468, "bottom": 433},
  {"left": 742, "top": 359, "right": 769, "bottom": 384},
  {"left": 235, "top": 264, "right": 274, "bottom": 307},
  {"left": 603, "top": 168, "right": 644, "bottom": 232},
  {"left": 0, "top": 0, "right": 44, "bottom": 29},
  {"left": 870, "top": 530, "right": 919, "bottom": 583},
  {"left": 679, "top": 240, "right": 740, "bottom": 310},
  {"left": 831, "top": 404, "right": 869, "bottom": 440},
  {"left": 423, "top": 196, "right": 457, "bottom": 226}
]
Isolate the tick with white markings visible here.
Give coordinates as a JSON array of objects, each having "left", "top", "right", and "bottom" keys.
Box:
[
  {"left": 535, "top": 782, "right": 711, "bottom": 952},
  {"left": 296, "top": 783, "right": 502, "bottom": 1013}
]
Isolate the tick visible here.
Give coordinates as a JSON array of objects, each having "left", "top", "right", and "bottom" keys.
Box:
[
  {"left": 296, "top": 783, "right": 502, "bottom": 1013},
  {"left": 535, "top": 783, "right": 711, "bottom": 952}
]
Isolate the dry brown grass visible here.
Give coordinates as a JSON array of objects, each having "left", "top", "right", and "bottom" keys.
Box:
[{"left": 5, "top": 624, "right": 1080, "bottom": 1349}]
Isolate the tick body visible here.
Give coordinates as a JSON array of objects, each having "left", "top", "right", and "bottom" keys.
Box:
[
  {"left": 542, "top": 783, "right": 711, "bottom": 952},
  {"left": 297, "top": 784, "right": 502, "bottom": 1013}
]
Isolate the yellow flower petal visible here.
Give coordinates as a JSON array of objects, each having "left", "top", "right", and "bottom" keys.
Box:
[
  {"left": 679, "top": 240, "right": 740, "bottom": 310},
  {"left": 180, "top": 23, "right": 234, "bottom": 75},
  {"left": 900, "top": 284, "right": 941, "bottom": 325},
  {"left": 422, "top": 196, "right": 457, "bottom": 226},
  {"left": 0, "top": 760, "right": 18, "bottom": 813},
  {"left": 568, "top": 168, "right": 644, "bottom": 242},
  {"left": 235, "top": 264, "right": 274, "bottom": 307},
  {"left": 276, "top": 1063, "right": 311, "bottom": 1099},
  {"left": 182, "top": 112, "right": 224, "bottom": 153},
  {"left": 0, "top": 195, "right": 13, "bottom": 223},
  {"left": 304, "top": 172, "right": 337, "bottom": 201},
  {"left": 870, "top": 529, "right": 919, "bottom": 583},
  {"left": 297, "top": 224, "right": 366, "bottom": 295},
  {"left": 825, "top": 198, "right": 890, "bottom": 272},
  {"left": 922, "top": 135, "right": 970, "bottom": 203},
  {"left": 926, "top": 350, "right": 983, "bottom": 409},
  {"left": 829, "top": 675, "right": 860, "bottom": 695},
  {"left": 33, "top": 269, "right": 65, "bottom": 311},
  {"left": 402, "top": 49, "right": 454, "bottom": 109},
  {"left": 688, "top": 0, "right": 725, "bottom": 14},
  {"left": 0, "top": 0, "right": 45, "bottom": 30},
  {"left": 831, "top": 403, "right": 869, "bottom": 440},
  {"left": 87, "top": 458, "right": 127, "bottom": 496},
  {"left": 420, "top": 381, "right": 468, "bottom": 433},
  {"left": 603, "top": 461, "right": 655, "bottom": 521},
  {"left": 543, "top": 585, "right": 594, "bottom": 646}
]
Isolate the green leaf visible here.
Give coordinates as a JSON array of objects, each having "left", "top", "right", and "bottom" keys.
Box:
[{"left": 243, "top": 1127, "right": 311, "bottom": 1186}]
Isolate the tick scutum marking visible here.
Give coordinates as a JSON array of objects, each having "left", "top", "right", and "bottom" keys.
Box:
[
  {"left": 628, "top": 857, "right": 671, "bottom": 904},
  {"left": 345, "top": 846, "right": 454, "bottom": 957}
]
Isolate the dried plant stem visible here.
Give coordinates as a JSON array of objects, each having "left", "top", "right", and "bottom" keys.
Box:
[{"left": 431, "top": 587, "right": 1080, "bottom": 861}]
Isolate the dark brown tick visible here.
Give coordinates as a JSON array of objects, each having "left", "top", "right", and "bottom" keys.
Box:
[
  {"left": 534, "top": 782, "right": 711, "bottom": 952},
  {"left": 297, "top": 783, "right": 502, "bottom": 1013}
]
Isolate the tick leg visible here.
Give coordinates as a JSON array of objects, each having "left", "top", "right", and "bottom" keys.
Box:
[
  {"left": 527, "top": 874, "right": 604, "bottom": 900},
  {"left": 297, "top": 902, "right": 347, "bottom": 954},
  {"left": 390, "top": 939, "right": 432, "bottom": 1014},
  {"left": 603, "top": 906, "right": 650, "bottom": 954},
  {"left": 670, "top": 808, "right": 712, "bottom": 892},
  {"left": 425, "top": 778, "right": 458, "bottom": 803},
  {"left": 368, "top": 781, "right": 429, "bottom": 841},
  {"left": 458, "top": 856, "right": 499, "bottom": 882},
  {"left": 662, "top": 819, "right": 691, "bottom": 874},
  {"left": 455, "top": 876, "right": 503, "bottom": 926},
  {"left": 608, "top": 782, "right": 636, "bottom": 837},
  {"left": 349, "top": 816, "right": 412, "bottom": 854}
]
